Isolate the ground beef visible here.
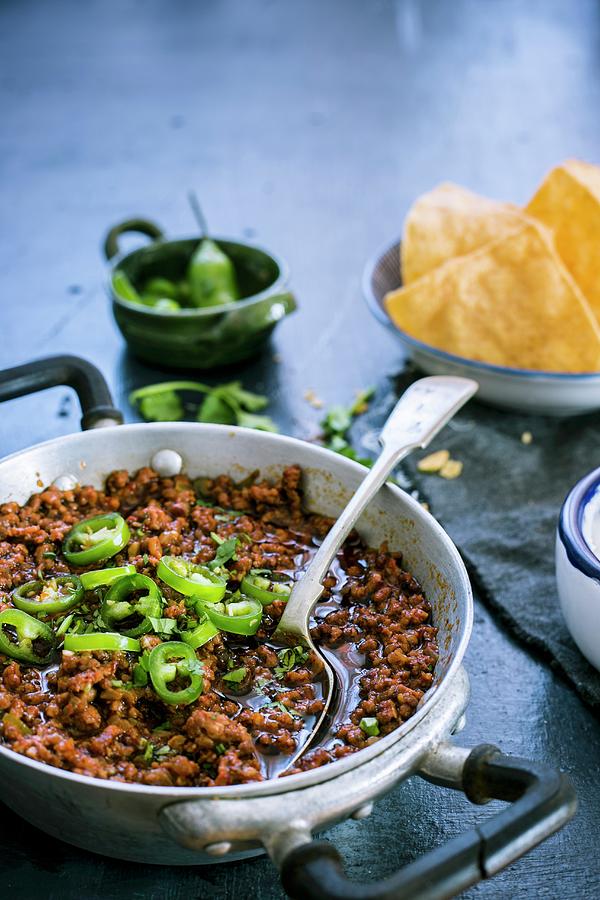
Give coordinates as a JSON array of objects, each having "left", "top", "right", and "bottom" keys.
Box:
[{"left": 0, "top": 465, "right": 438, "bottom": 786}]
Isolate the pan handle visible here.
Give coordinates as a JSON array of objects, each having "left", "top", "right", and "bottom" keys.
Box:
[
  {"left": 281, "top": 744, "right": 577, "bottom": 900},
  {"left": 0, "top": 355, "right": 123, "bottom": 430}
]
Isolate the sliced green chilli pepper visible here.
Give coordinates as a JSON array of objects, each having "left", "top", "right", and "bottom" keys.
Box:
[
  {"left": 157, "top": 556, "right": 226, "bottom": 602},
  {"left": 0, "top": 609, "right": 55, "bottom": 665},
  {"left": 180, "top": 613, "right": 219, "bottom": 649},
  {"left": 187, "top": 238, "right": 240, "bottom": 308},
  {"left": 63, "top": 513, "right": 130, "bottom": 566},
  {"left": 80, "top": 564, "right": 136, "bottom": 591},
  {"left": 101, "top": 574, "right": 162, "bottom": 637},
  {"left": 200, "top": 594, "right": 262, "bottom": 636},
  {"left": 359, "top": 716, "right": 380, "bottom": 737},
  {"left": 64, "top": 632, "right": 141, "bottom": 653},
  {"left": 241, "top": 573, "right": 292, "bottom": 606},
  {"left": 149, "top": 641, "right": 203, "bottom": 705},
  {"left": 12, "top": 575, "right": 84, "bottom": 616}
]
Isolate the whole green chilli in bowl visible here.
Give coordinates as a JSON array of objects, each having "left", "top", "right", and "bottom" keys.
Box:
[{"left": 104, "top": 218, "right": 297, "bottom": 369}]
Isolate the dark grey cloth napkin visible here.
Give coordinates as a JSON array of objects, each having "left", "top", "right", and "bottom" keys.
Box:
[{"left": 358, "top": 370, "right": 600, "bottom": 713}]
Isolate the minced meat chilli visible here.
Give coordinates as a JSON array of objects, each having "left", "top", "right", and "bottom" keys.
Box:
[{"left": 0, "top": 465, "right": 438, "bottom": 786}]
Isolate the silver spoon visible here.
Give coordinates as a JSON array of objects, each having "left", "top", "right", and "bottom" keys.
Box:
[{"left": 272, "top": 375, "right": 478, "bottom": 768}]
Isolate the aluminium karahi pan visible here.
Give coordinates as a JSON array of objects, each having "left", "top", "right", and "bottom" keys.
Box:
[{"left": 0, "top": 356, "right": 576, "bottom": 900}]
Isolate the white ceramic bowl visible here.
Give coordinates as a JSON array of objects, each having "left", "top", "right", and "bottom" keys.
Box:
[
  {"left": 556, "top": 466, "right": 600, "bottom": 671},
  {"left": 363, "top": 239, "right": 600, "bottom": 416}
]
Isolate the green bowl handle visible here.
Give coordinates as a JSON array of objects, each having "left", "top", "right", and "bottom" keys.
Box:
[
  {"left": 269, "top": 290, "right": 297, "bottom": 318},
  {"left": 103, "top": 218, "right": 164, "bottom": 261}
]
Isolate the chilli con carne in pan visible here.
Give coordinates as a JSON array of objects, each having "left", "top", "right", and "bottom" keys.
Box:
[{"left": 0, "top": 464, "right": 438, "bottom": 787}]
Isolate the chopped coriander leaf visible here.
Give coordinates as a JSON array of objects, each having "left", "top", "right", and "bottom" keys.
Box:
[
  {"left": 197, "top": 392, "right": 237, "bottom": 425},
  {"left": 143, "top": 741, "right": 154, "bottom": 763},
  {"left": 186, "top": 659, "right": 205, "bottom": 676},
  {"left": 274, "top": 645, "right": 309, "bottom": 678},
  {"left": 236, "top": 411, "right": 278, "bottom": 432},
  {"left": 153, "top": 722, "right": 172, "bottom": 732},
  {"left": 55, "top": 613, "right": 75, "bottom": 638},
  {"left": 349, "top": 387, "right": 375, "bottom": 416},
  {"left": 138, "top": 390, "right": 184, "bottom": 422},
  {"left": 321, "top": 405, "right": 352, "bottom": 436},
  {"left": 222, "top": 383, "right": 268, "bottom": 412},
  {"left": 147, "top": 616, "right": 178, "bottom": 637},
  {"left": 222, "top": 666, "right": 247, "bottom": 683},
  {"left": 209, "top": 535, "right": 239, "bottom": 570},
  {"left": 130, "top": 380, "right": 278, "bottom": 433},
  {"left": 132, "top": 662, "right": 148, "bottom": 686},
  {"left": 264, "top": 699, "right": 293, "bottom": 717},
  {"left": 334, "top": 445, "right": 373, "bottom": 467}
]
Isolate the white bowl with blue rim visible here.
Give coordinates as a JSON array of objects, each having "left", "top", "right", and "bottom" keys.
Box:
[
  {"left": 363, "top": 238, "right": 600, "bottom": 416},
  {"left": 556, "top": 467, "right": 600, "bottom": 671}
]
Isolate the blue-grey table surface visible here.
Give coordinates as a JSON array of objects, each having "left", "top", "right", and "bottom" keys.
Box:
[{"left": 0, "top": 0, "right": 599, "bottom": 897}]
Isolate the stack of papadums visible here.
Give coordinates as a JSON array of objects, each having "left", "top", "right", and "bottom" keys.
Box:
[{"left": 385, "top": 160, "right": 600, "bottom": 371}]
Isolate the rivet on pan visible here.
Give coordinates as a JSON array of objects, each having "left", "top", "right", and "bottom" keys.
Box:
[
  {"left": 351, "top": 803, "right": 373, "bottom": 820},
  {"left": 204, "top": 841, "right": 233, "bottom": 857},
  {"left": 151, "top": 449, "right": 183, "bottom": 477},
  {"left": 52, "top": 474, "right": 79, "bottom": 491}
]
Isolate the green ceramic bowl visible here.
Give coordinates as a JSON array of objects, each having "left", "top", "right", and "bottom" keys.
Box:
[{"left": 104, "top": 218, "right": 297, "bottom": 369}]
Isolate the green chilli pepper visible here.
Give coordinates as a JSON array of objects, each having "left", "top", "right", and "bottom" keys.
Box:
[
  {"left": 63, "top": 513, "right": 130, "bottom": 566},
  {"left": 200, "top": 593, "right": 262, "bottom": 636},
  {"left": 180, "top": 613, "right": 219, "bottom": 649},
  {"left": 112, "top": 269, "right": 141, "bottom": 303},
  {"left": 359, "top": 717, "right": 380, "bottom": 737},
  {"left": 0, "top": 609, "right": 55, "bottom": 665},
  {"left": 101, "top": 574, "right": 162, "bottom": 637},
  {"left": 157, "top": 556, "right": 226, "bottom": 602},
  {"left": 64, "top": 632, "right": 141, "bottom": 653},
  {"left": 144, "top": 277, "right": 179, "bottom": 300},
  {"left": 80, "top": 564, "right": 136, "bottom": 591},
  {"left": 240, "top": 572, "right": 292, "bottom": 606},
  {"left": 140, "top": 295, "right": 181, "bottom": 312},
  {"left": 187, "top": 239, "right": 239, "bottom": 308},
  {"left": 148, "top": 641, "right": 203, "bottom": 705},
  {"left": 12, "top": 575, "right": 84, "bottom": 616}
]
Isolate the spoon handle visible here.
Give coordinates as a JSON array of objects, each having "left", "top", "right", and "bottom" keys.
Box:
[{"left": 275, "top": 376, "right": 477, "bottom": 638}]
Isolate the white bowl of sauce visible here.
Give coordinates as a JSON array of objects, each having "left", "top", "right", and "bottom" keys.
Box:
[{"left": 556, "top": 467, "right": 600, "bottom": 671}]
